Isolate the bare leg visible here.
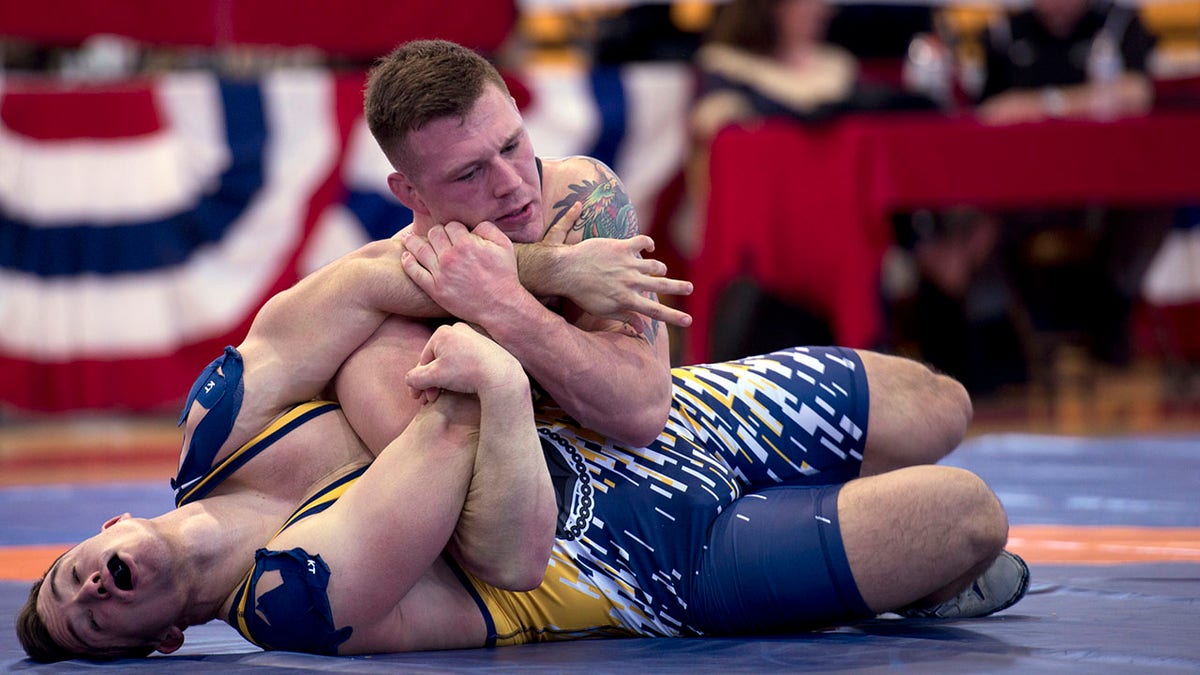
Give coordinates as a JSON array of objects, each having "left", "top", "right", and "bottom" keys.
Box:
[
  {"left": 857, "top": 351, "right": 973, "bottom": 475},
  {"left": 838, "top": 465, "right": 1007, "bottom": 613},
  {"left": 333, "top": 316, "right": 434, "bottom": 455}
]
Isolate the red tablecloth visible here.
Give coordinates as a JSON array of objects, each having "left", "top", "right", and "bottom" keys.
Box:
[{"left": 686, "top": 111, "right": 1200, "bottom": 363}]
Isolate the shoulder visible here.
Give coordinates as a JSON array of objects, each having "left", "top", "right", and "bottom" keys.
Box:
[
  {"left": 540, "top": 156, "right": 638, "bottom": 241},
  {"left": 540, "top": 155, "right": 620, "bottom": 192}
]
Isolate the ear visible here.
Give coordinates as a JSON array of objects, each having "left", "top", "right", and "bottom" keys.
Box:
[
  {"left": 101, "top": 513, "right": 131, "bottom": 531},
  {"left": 387, "top": 171, "right": 430, "bottom": 215},
  {"left": 155, "top": 626, "right": 185, "bottom": 654}
]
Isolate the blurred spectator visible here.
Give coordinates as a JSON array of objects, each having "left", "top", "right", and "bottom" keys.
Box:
[
  {"left": 684, "top": 0, "right": 861, "bottom": 359},
  {"left": 694, "top": 0, "right": 880, "bottom": 141},
  {"left": 905, "top": 0, "right": 1172, "bottom": 394},
  {"left": 684, "top": 0, "right": 934, "bottom": 360},
  {"left": 977, "top": 0, "right": 1156, "bottom": 124},
  {"left": 687, "top": 0, "right": 939, "bottom": 210}
]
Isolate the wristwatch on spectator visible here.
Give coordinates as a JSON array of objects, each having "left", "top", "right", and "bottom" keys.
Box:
[{"left": 1041, "top": 87, "right": 1067, "bottom": 118}]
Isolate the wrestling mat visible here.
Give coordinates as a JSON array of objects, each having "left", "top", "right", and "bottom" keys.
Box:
[{"left": 2, "top": 433, "right": 1197, "bottom": 673}]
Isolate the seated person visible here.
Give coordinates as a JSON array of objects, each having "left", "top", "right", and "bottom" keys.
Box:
[
  {"left": 976, "top": 0, "right": 1156, "bottom": 124},
  {"left": 906, "top": 0, "right": 1171, "bottom": 386},
  {"left": 682, "top": 0, "right": 937, "bottom": 355}
]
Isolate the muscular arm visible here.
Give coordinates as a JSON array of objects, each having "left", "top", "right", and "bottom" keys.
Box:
[
  {"left": 402, "top": 158, "right": 675, "bottom": 446},
  {"left": 234, "top": 240, "right": 436, "bottom": 404},
  {"left": 268, "top": 326, "right": 552, "bottom": 653},
  {"left": 266, "top": 393, "right": 480, "bottom": 654},
  {"left": 360, "top": 225, "right": 691, "bottom": 327},
  {"left": 405, "top": 325, "right": 556, "bottom": 590},
  {"left": 181, "top": 238, "right": 422, "bottom": 450},
  {"left": 516, "top": 234, "right": 693, "bottom": 328},
  {"left": 481, "top": 284, "right": 671, "bottom": 446}
]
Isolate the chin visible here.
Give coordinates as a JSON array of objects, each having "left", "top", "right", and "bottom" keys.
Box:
[{"left": 515, "top": 221, "right": 546, "bottom": 243}]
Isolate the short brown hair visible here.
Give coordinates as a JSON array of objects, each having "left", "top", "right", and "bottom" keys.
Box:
[
  {"left": 364, "top": 39, "right": 510, "bottom": 173},
  {"left": 16, "top": 578, "right": 78, "bottom": 662},
  {"left": 16, "top": 576, "right": 155, "bottom": 662}
]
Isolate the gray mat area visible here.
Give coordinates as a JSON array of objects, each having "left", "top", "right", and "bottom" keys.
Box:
[{"left": 3, "top": 433, "right": 1198, "bottom": 672}]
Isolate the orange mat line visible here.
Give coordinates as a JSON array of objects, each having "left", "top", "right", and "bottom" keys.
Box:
[
  {"left": 1008, "top": 525, "right": 1200, "bottom": 564},
  {"left": 0, "top": 545, "right": 70, "bottom": 582},
  {"left": 2, "top": 526, "right": 1199, "bottom": 582}
]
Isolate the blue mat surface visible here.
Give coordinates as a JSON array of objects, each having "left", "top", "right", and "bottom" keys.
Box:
[{"left": 3, "top": 433, "right": 1198, "bottom": 673}]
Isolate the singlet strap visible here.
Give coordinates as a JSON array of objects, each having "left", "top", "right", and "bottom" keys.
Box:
[
  {"left": 275, "top": 464, "right": 368, "bottom": 534},
  {"left": 174, "top": 400, "right": 340, "bottom": 507}
]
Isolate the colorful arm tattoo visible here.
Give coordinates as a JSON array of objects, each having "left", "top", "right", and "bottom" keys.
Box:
[
  {"left": 549, "top": 160, "right": 659, "bottom": 344},
  {"left": 550, "top": 160, "right": 639, "bottom": 240}
]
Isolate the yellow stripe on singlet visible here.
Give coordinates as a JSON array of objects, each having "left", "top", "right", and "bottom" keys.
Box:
[
  {"left": 462, "top": 551, "right": 634, "bottom": 645},
  {"left": 177, "top": 401, "right": 338, "bottom": 506},
  {"left": 231, "top": 571, "right": 263, "bottom": 649}
]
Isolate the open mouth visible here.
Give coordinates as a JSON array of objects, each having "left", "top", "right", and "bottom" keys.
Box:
[
  {"left": 107, "top": 554, "right": 133, "bottom": 591},
  {"left": 496, "top": 203, "right": 530, "bottom": 224}
]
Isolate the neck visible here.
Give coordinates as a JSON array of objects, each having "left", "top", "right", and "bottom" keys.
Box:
[
  {"left": 159, "top": 494, "right": 289, "bottom": 626},
  {"left": 409, "top": 212, "right": 434, "bottom": 237},
  {"left": 778, "top": 42, "right": 819, "bottom": 69}
]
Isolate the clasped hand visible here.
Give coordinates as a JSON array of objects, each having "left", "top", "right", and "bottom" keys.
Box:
[
  {"left": 400, "top": 220, "right": 522, "bottom": 326},
  {"left": 404, "top": 322, "right": 524, "bottom": 405}
]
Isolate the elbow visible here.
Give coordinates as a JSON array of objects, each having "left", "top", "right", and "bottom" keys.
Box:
[
  {"left": 456, "top": 498, "right": 557, "bottom": 592},
  {"left": 501, "top": 524, "right": 556, "bottom": 591},
  {"left": 625, "top": 399, "right": 671, "bottom": 448},
  {"left": 466, "top": 544, "right": 552, "bottom": 592},
  {"left": 638, "top": 376, "right": 673, "bottom": 446},
  {"left": 586, "top": 390, "right": 669, "bottom": 448},
  {"left": 610, "top": 372, "right": 673, "bottom": 448},
  {"left": 504, "top": 555, "right": 552, "bottom": 592}
]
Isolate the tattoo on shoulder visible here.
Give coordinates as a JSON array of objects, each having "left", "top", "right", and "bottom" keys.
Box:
[
  {"left": 550, "top": 160, "right": 639, "bottom": 240},
  {"left": 625, "top": 311, "right": 661, "bottom": 345},
  {"left": 646, "top": 317, "right": 660, "bottom": 343}
]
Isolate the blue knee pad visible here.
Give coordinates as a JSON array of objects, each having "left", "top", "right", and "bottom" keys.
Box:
[
  {"left": 234, "top": 548, "right": 353, "bottom": 654},
  {"left": 691, "top": 484, "right": 872, "bottom": 634}
]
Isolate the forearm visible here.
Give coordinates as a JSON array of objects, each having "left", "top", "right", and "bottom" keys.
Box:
[
  {"left": 234, "top": 239, "right": 457, "bottom": 427},
  {"left": 297, "top": 397, "right": 479, "bottom": 629},
  {"left": 513, "top": 239, "right": 693, "bottom": 328},
  {"left": 1044, "top": 74, "right": 1152, "bottom": 118},
  {"left": 449, "top": 377, "right": 557, "bottom": 590},
  {"left": 513, "top": 242, "right": 565, "bottom": 299},
  {"left": 982, "top": 73, "right": 1154, "bottom": 124},
  {"left": 481, "top": 294, "right": 672, "bottom": 447}
]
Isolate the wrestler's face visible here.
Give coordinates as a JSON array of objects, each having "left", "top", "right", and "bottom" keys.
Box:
[
  {"left": 36, "top": 514, "right": 187, "bottom": 656},
  {"left": 387, "top": 83, "right": 545, "bottom": 243}
]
